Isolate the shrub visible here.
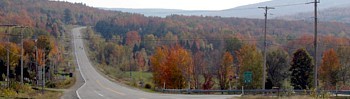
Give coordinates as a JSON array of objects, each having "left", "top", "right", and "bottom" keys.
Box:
[
  {"left": 145, "top": 83, "right": 152, "bottom": 89},
  {"left": 0, "top": 88, "right": 17, "bottom": 97},
  {"left": 10, "top": 82, "right": 33, "bottom": 93},
  {"left": 46, "top": 81, "right": 57, "bottom": 88},
  {"left": 281, "top": 80, "right": 294, "bottom": 96}
]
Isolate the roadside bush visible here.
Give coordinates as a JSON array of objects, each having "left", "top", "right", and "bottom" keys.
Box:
[
  {"left": 53, "top": 76, "right": 75, "bottom": 88},
  {"left": 10, "top": 82, "right": 33, "bottom": 93},
  {"left": 310, "top": 89, "right": 331, "bottom": 98},
  {"left": 145, "top": 83, "right": 152, "bottom": 89},
  {"left": 46, "top": 75, "right": 76, "bottom": 89},
  {"left": 281, "top": 80, "right": 294, "bottom": 96},
  {"left": 47, "top": 81, "right": 57, "bottom": 88},
  {"left": 0, "top": 88, "right": 17, "bottom": 97}
]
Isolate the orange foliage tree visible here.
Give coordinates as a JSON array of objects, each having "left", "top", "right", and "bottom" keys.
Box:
[
  {"left": 37, "top": 49, "right": 46, "bottom": 68},
  {"left": 125, "top": 31, "right": 140, "bottom": 46},
  {"left": 217, "top": 51, "right": 234, "bottom": 90},
  {"left": 319, "top": 48, "right": 340, "bottom": 89},
  {"left": 150, "top": 45, "right": 193, "bottom": 89}
]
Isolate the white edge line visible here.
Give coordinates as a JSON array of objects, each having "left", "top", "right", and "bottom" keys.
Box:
[
  {"left": 94, "top": 91, "right": 104, "bottom": 97},
  {"left": 75, "top": 27, "right": 87, "bottom": 99}
]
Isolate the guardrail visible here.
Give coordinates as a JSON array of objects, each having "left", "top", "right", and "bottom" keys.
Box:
[{"left": 158, "top": 89, "right": 350, "bottom": 95}]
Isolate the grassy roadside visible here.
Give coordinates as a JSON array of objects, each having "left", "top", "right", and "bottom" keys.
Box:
[{"left": 0, "top": 84, "right": 63, "bottom": 99}]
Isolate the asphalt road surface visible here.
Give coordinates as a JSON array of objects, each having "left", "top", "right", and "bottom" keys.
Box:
[{"left": 73, "top": 27, "right": 237, "bottom": 99}]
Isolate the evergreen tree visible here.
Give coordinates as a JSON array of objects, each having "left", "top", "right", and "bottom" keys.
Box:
[{"left": 290, "top": 48, "right": 313, "bottom": 89}]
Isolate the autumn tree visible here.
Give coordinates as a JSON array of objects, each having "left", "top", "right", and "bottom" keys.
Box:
[
  {"left": 217, "top": 51, "right": 234, "bottom": 90},
  {"left": 201, "top": 50, "right": 218, "bottom": 90},
  {"left": 150, "top": 45, "right": 193, "bottom": 89},
  {"left": 143, "top": 34, "right": 157, "bottom": 54},
  {"left": 136, "top": 48, "right": 147, "bottom": 72},
  {"left": 337, "top": 46, "right": 350, "bottom": 85},
  {"left": 37, "top": 35, "right": 54, "bottom": 55},
  {"left": 0, "top": 43, "right": 20, "bottom": 81},
  {"left": 150, "top": 46, "right": 167, "bottom": 88},
  {"left": 193, "top": 51, "right": 205, "bottom": 89},
  {"left": 290, "top": 48, "right": 313, "bottom": 89},
  {"left": 266, "top": 47, "right": 290, "bottom": 89},
  {"left": 23, "top": 39, "right": 35, "bottom": 56},
  {"left": 237, "top": 44, "right": 263, "bottom": 89},
  {"left": 23, "top": 39, "right": 36, "bottom": 79},
  {"left": 319, "top": 49, "right": 340, "bottom": 89},
  {"left": 125, "top": 31, "right": 141, "bottom": 46},
  {"left": 37, "top": 49, "right": 46, "bottom": 68},
  {"left": 136, "top": 48, "right": 147, "bottom": 82},
  {"left": 225, "top": 37, "right": 242, "bottom": 62},
  {"left": 161, "top": 32, "right": 178, "bottom": 46}
]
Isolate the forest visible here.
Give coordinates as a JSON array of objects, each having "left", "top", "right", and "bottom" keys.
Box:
[
  {"left": 88, "top": 13, "right": 350, "bottom": 90},
  {"left": 0, "top": 0, "right": 350, "bottom": 97},
  {"left": 0, "top": 0, "right": 130, "bottom": 97}
]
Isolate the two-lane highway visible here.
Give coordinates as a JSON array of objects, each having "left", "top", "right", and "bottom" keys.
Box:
[{"left": 73, "top": 27, "right": 237, "bottom": 99}]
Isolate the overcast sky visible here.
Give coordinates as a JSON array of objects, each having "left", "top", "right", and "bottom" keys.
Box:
[{"left": 59, "top": 0, "right": 270, "bottom": 10}]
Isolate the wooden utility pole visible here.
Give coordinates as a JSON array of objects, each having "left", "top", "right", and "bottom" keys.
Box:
[
  {"left": 42, "top": 52, "right": 45, "bottom": 94},
  {"left": 21, "top": 28, "right": 23, "bottom": 84},
  {"left": 258, "top": 6, "right": 274, "bottom": 90},
  {"left": 35, "top": 40, "right": 38, "bottom": 87},
  {"left": 0, "top": 24, "right": 17, "bottom": 88},
  {"left": 6, "top": 28, "right": 9, "bottom": 88},
  {"left": 313, "top": 0, "right": 319, "bottom": 95},
  {"left": 18, "top": 26, "right": 27, "bottom": 85}
]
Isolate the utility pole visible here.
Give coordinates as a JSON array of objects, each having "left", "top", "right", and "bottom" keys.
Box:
[
  {"left": 21, "top": 28, "right": 23, "bottom": 84},
  {"left": 6, "top": 28, "right": 10, "bottom": 88},
  {"left": 42, "top": 52, "right": 45, "bottom": 94},
  {"left": 0, "top": 24, "right": 17, "bottom": 88},
  {"left": 17, "top": 26, "right": 27, "bottom": 85},
  {"left": 259, "top": 6, "right": 274, "bottom": 90},
  {"left": 35, "top": 40, "right": 38, "bottom": 88},
  {"left": 313, "top": 0, "right": 319, "bottom": 95}
]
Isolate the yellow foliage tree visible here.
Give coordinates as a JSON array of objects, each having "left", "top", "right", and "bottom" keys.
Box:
[
  {"left": 237, "top": 44, "right": 263, "bottom": 89},
  {"left": 0, "top": 43, "right": 20, "bottom": 68}
]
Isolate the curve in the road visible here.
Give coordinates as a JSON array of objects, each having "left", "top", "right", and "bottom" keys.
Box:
[
  {"left": 74, "top": 27, "right": 87, "bottom": 99},
  {"left": 72, "top": 27, "right": 238, "bottom": 99}
]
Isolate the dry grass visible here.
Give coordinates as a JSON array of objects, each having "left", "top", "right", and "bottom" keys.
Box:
[
  {"left": 0, "top": 90, "right": 63, "bottom": 99},
  {"left": 31, "top": 91, "right": 63, "bottom": 99}
]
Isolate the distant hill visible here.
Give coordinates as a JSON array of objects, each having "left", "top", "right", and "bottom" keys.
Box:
[
  {"left": 103, "top": 8, "right": 212, "bottom": 17},
  {"left": 277, "top": 6, "right": 350, "bottom": 23},
  {"left": 106, "top": 0, "right": 350, "bottom": 18}
]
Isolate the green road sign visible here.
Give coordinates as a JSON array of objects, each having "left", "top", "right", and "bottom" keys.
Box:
[{"left": 244, "top": 71, "right": 252, "bottom": 83}]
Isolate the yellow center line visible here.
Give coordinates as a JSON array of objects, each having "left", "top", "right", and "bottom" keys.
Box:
[{"left": 96, "top": 80, "right": 126, "bottom": 96}]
